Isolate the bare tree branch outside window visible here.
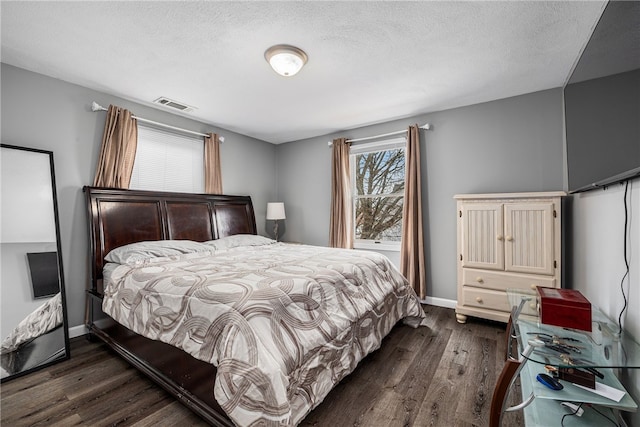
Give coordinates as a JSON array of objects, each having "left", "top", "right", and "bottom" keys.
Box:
[{"left": 354, "top": 148, "right": 405, "bottom": 241}]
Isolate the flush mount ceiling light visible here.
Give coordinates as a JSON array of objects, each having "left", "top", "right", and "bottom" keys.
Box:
[{"left": 264, "top": 44, "right": 308, "bottom": 77}]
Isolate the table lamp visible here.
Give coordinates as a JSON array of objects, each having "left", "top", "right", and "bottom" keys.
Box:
[{"left": 266, "top": 202, "right": 286, "bottom": 241}]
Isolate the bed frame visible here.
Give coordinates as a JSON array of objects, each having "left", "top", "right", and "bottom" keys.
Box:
[{"left": 84, "top": 186, "right": 258, "bottom": 426}]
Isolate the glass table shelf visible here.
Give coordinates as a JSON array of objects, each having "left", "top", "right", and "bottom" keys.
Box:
[
  {"left": 494, "top": 288, "right": 639, "bottom": 425},
  {"left": 519, "top": 361, "right": 632, "bottom": 425},
  {"left": 507, "top": 289, "right": 640, "bottom": 369}
]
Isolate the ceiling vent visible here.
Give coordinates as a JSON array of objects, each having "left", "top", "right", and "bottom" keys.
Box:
[{"left": 153, "top": 97, "right": 195, "bottom": 112}]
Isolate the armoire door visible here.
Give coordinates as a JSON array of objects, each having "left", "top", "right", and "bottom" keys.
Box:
[
  {"left": 460, "top": 202, "right": 504, "bottom": 271},
  {"left": 504, "top": 202, "right": 555, "bottom": 276}
]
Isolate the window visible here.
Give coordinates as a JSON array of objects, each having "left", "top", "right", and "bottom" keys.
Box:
[
  {"left": 350, "top": 137, "right": 406, "bottom": 250},
  {"left": 129, "top": 125, "right": 204, "bottom": 193}
]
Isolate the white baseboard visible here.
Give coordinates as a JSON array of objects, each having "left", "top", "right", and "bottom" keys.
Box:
[
  {"left": 420, "top": 296, "right": 457, "bottom": 309},
  {"left": 68, "top": 324, "right": 88, "bottom": 339}
]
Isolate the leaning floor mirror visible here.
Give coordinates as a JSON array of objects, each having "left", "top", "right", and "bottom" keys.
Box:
[{"left": 0, "top": 144, "right": 70, "bottom": 381}]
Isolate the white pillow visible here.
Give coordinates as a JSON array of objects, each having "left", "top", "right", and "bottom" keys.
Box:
[
  {"left": 105, "top": 240, "right": 212, "bottom": 264},
  {"left": 204, "top": 234, "right": 275, "bottom": 251}
]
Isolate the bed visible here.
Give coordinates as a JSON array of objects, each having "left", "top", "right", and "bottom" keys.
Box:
[{"left": 84, "top": 186, "right": 425, "bottom": 426}]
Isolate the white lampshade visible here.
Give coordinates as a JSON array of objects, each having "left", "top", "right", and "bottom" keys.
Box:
[
  {"left": 266, "top": 202, "right": 286, "bottom": 220},
  {"left": 264, "top": 45, "right": 308, "bottom": 77}
]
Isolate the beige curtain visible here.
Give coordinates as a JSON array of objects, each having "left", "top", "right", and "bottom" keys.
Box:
[
  {"left": 400, "top": 125, "right": 426, "bottom": 298},
  {"left": 329, "top": 138, "right": 353, "bottom": 249},
  {"left": 204, "top": 133, "right": 223, "bottom": 194},
  {"left": 93, "top": 105, "right": 138, "bottom": 188}
]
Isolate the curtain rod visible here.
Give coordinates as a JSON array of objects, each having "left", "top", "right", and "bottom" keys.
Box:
[
  {"left": 91, "top": 102, "right": 224, "bottom": 142},
  {"left": 327, "top": 123, "right": 431, "bottom": 146}
]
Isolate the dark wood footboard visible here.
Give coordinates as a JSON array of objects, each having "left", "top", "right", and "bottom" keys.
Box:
[{"left": 87, "top": 295, "right": 232, "bottom": 426}]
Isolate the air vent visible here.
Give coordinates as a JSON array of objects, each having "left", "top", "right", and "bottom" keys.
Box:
[{"left": 153, "top": 97, "right": 195, "bottom": 112}]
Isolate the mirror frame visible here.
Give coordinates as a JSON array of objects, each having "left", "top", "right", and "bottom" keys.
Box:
[{"left": 0, "top": 143, "right": 70, "bottom": 382}]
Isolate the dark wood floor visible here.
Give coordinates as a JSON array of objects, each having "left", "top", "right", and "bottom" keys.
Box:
[{"left": 1, "top": 305, "right": 523, "bottom": 426}]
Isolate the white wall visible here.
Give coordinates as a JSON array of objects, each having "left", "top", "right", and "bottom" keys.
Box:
[{"left": 569, "top": 181, "right": 640, "bottom": 426}]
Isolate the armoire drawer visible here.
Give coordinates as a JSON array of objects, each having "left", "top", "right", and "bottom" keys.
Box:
[
  {"left": 462, "top": 268, "right": 556, "bottom": 292},
  {"left": 461, "top": 287, "right": 511, "bottom": 312}
]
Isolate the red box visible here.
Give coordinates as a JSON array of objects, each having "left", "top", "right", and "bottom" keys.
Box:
[{"left": 536, "top": 287, "right": 592, "bottom": 331}]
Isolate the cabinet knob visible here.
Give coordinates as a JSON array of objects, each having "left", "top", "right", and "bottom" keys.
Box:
[
  {"left": 476, "top": 297, "right": 483, "bottom": 303},
  {"left": 506, "top": 235, "right": 513, "bottom": 241},
  {"left": 497, "top": 235, "right": 503, "bottom": 241},
  {"left": 530, "top": 303, "right": 537, "bottom": 310},
  {"left": 530, "top": 284, "right": 538, "bottom": 290},
  {"left": 476, "top": 276, "right": 484, "bottom": 283}
]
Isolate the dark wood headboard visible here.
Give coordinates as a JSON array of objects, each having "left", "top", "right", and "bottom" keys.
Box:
[{"left": 84, "top": 186, "right": 257, "bottom": 291}]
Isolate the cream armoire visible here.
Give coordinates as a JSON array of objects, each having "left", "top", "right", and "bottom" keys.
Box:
[{"left": 454, "top": 192, "right": 565, "bottom": 323}]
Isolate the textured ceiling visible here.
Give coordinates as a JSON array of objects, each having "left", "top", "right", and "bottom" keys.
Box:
[{"left": 1, "top": 1, "right": 606, "bottom": 144}]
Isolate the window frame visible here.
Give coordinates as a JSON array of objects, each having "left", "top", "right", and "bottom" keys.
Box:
[{"left": 350, "top": 137, "right": 407, "bottom": 251}]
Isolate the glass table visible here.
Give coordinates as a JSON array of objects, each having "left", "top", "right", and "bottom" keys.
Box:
[{"left": 491, "top": 289, "right": 639, "bottom": 426}]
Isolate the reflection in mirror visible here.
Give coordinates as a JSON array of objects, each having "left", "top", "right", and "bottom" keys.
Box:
[{"left": 0, "top": 144, "right": 70, "bottom": 381}]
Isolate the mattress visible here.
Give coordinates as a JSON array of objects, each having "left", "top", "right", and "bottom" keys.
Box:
[{"left": 102, "top": 238, "right": 425, "bottom": 426}]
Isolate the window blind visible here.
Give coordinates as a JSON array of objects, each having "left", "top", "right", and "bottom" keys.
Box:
[
  {"left": 349, "top": 137, "right": 406, "bottom": 155},
  {"left": 129, "top": 125, "right": 204, "bottom": 193}
]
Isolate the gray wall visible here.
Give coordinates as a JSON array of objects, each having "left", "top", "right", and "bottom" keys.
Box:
[
  {"left": 276, "top": 88, "right": 565, "bottom": 301},
  {"left": 1, "top": 63, "right": 277, "bottom": 330},
  {"left": 0, "top": 63, "right": 566, "bottom": 323},
  {"left": 3, "top": 63, "right": 637, "bottom": 425}
]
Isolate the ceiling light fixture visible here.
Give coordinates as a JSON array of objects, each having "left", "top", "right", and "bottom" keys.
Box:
[{"left": 264, "top": 44, "right": 308, "bottom": 77}]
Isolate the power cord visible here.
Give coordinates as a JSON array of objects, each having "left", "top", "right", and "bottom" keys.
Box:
[
  {"left": 589, "top": 405, "right": 620, "bottom": 426},
  {"left": 560, "top": 402, "right": 621, "bottom": 427},
  {"left": 617, "top": 180, "right": 630, "bottom": 336},
  {"left": 560, "top": 402, "right": 583, "bottom": 426}
]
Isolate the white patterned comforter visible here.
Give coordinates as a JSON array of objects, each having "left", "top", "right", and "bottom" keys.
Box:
[
  {"left": 1, "top": 292, "right": 63, "bottom": 353},
  {"left": 102, "top": 241, "right": 425, "bottom": 426}
]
